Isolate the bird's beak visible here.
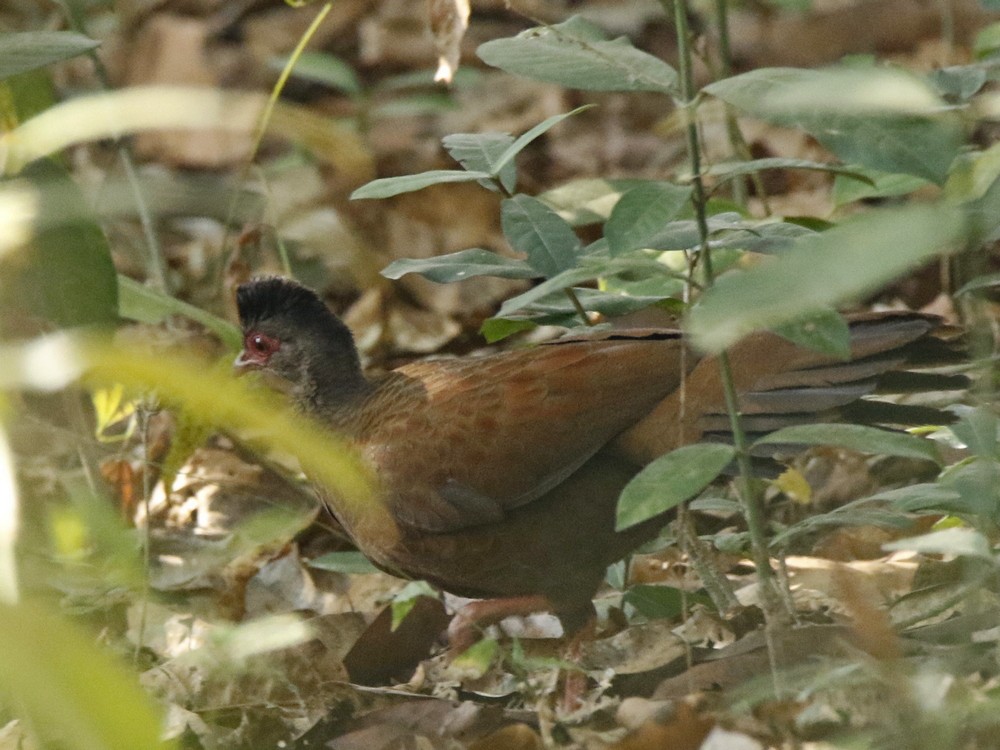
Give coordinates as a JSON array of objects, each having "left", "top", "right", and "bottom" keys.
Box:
[{"left": 233, "top": 350, "right": 259, "bottom": 376}]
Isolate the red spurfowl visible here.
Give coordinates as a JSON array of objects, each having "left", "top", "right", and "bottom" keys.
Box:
[{"left": 234, "top": 277, "right": 960, "bottom": 644}]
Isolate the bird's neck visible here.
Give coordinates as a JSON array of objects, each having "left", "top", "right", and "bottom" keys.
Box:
[{"left": 296, "top": 351, "right": 374, "bottom": 433}]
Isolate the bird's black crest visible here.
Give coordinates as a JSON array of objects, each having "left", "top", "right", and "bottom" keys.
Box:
[{"left": 236, "top": 277, "right": 333, "bottom": 330}]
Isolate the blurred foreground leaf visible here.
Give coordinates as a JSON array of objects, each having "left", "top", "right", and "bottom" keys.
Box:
[
  {"left": 0, "top": 601, "right": 171, "bottom": 750},
  {"left": 770, "top": 309, "right": 850, "bottom": 358},
  {"left": 1, "top": 87, "right": 264, "bottom": 175},
  {"left": 81, "top": 342, "right": 388, "bottom": 542},
  {"left": 686, "top": 204, "right": 963, "bottom": 351},
  {"left": 1, "top": 159, "right": 117, "bottom": 329},
  {"left": 117, "top": 275, "right": 241, "bottom": 349},
  {"left": 706, "top": 67, "right": 962, "bottom": 183},
  {"left": 883, "top": 527, "right": 995, "bottom": 561},
  {"left": 0, "top": 31, "right": 100, "bottom": 80}
]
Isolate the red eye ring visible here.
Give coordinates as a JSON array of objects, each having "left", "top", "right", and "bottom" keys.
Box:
[{"left": 245, "top": 332, "right": 279, "bottom": 357}]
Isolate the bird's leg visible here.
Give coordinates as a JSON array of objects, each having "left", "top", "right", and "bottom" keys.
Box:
[
  {"left": 449, "top": 597, "right": 597, "bottom": 711},
  {"left": 560, "top": 614, "right": 596, "bottom": 713},
  {"left": 447, "top": 594, "right": 553, "bottom": 654}
]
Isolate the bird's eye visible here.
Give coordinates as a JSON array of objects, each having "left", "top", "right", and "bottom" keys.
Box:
[{"left": 246, "top": 332, "right": 279, "bottom": 356}]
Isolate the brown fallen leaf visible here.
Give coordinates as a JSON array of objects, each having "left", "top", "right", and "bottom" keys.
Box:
[
  {"left": 468, "top": 722, "right": 543, "bottom": 750},
  {"left": 610, "top": 700, "right": 714, "bottom": 750},
  {"left": 124, "top": 15, "right": 253, "bottom": 167},
  {"left": 323, "top": 699, "right": 512, "bottom": 750},
  {"left": 343, "top": 595, "right": 450, "bottom": 685}
]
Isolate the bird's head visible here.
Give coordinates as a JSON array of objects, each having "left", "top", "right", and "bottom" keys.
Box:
[{"left": 234, "top": 277, "right": 368, "bottom": 411}]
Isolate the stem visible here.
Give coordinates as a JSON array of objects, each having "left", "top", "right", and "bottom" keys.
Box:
[
  {"left": 59, "top": 0, "right": 168, "bottom": 291},
  {"left": 661, "top": 0, "right": 780, "bottom": 615},
  {"left": 564, "top": 288, "right": 594, "bottom": 326},
  {"left": 713, "top": 0, "right": 734, "bottom": 80},
  {"left": 710, "top": 0, "right": 774, "bottom": 213},
  {"left": 938, "top": 0, "right": 955, "bottom": 65},
  {"left": 712, "top": 0, "right": 745, "bottom": 207},
  {"left": 249, "top": 3, "right": 333, "bottom": 160},
  {"left": 680, "top": 514, "right": 738, "bottom": 613},
  {"left": 219, "top": 1, "right": 334, "bottom": 281},
  {"left": 134, "top": 403, "right": 154, "bottom": 663}
]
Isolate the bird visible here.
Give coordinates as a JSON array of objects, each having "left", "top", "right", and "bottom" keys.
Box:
[{"left": 233, "top": 276, "right": 962, "bottom": 648}]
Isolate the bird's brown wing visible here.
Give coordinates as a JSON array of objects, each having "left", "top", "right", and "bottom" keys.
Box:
[{"left": 354, "top": 336, "right": 691, "bottom": 533}]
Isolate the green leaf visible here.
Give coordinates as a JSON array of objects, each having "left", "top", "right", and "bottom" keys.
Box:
[
  {"left": 956, "top": 271, "right": 1000, "bottom": 296},
  {"left": 704, "top": 158, "right": 874, "bottom": 185},
  {"left": 489, "top": 251, "right": 692, "bottom": 322},
  {"left": 929, "top": 64, "right": 988, "bottom": 102},
  {"left": 832, "top": 166, "right": 932, "bottom": 206},
  {"left": 883, "top": 527, "right": 995, "bottom": 561},
  {"left": 452, "top": 637, "right": 499, "bottom": 671},
  {"left": 442, "top": 132, "right": 516, "bottom": 192},
  {"left": 491, "top": 105, "right": 593, "bottom": 176},
  {"left": 949, "top": 408, "right": 1000, "bottom": 459},
  {"left": 752, "top": 67, "right": 945, "bottom": 117},
  {"left": 273, "top": 51, "right": 361, "bottom": 94},
  {"left": 2, "top": 159, "right": 117, "bottom": 329},
  {"left": 754, "top": 424, "right": 941, "bottom": 463},
  {"left": 770, "top": 499, "right": 916, "bottom": 547},
  {"left": 390, "top": 580, "right": 439, "bottom": 631},
  {"left": 308, "top": 551, "right": 380, "bottom": 574},
  {"left": 709, "top": 220, "right": 818, "bottom": 255},
  {"left": 86, "top": 344, "right": 379, "bottom": 537},
  {"left": 350, "top": 169, "right": 492, "bottom": 200},
  {"left": 0, "top": 602, "right": 170, "bottom": 750},
  {"left": 603, "top": 271, "right": 686, "bottom": 301},
  {"left": 478, "top": 16, "right": 678, "bottom": 94},
  {"left": 940, "top": 458, "right": 1000, "bottom": 520},
  {"left": 770, "top": 309, "right": 850, "bottom": 359},
  {"left": 868, "top": 483, "right": 963, "bottom": 513},
  {"left": 804, "top": 107, "right": 961, "bottom": 187},
  {"left": 1, "top": 88, "right": 271, "bottom": 173},
  {"left": 376, "top": 67, "right": 481, "bottom": 91},
  {"left": 637, "top": 213, "right": 815, "bottom": 255},
  {"left": 686, "top": 204, "right": 963, "bottom": 352},
  {"left": 944, "top": 142, "right": 1000, "bottom": 204},
  {"left": 494, "top": 267, "right": 598, "bottom": 318},
  {"left": 962, "top": 157, "right": 1000, "bottom": 244},
  {"left": 491, "top": 286, "right": 673, "bottom": 330},
  {"left": 370, "top": 93, "right": 458, "bottom": 119},
  {"left": 539, "top": 178, "right": 647, "bottom": 225},
  {"left": 501, "top": 194, "right": 581, "bottom": 276},
  {"left": 3, "top": 67, "right": 57, "bottom": 123},
  {"left": 480, "top": 317, "right": 537, "bottom": 343},
  {"left": 0, "top": 31, "right": 100, "bottom": 81},
  {"left": 705, "top": 67, "right": 962, "bottom": 183},
  {"left": 605, "top": 182, "right": 692, "bottom": 255},
  {"left": 381, "top": 248, "right": 537, "bottom": 283},
  {"left": 117, "top": 275, "right": 242, "bottom": 350},
  {"left": 617, "top": 443, "right": 735, "bottom": 530},
  {"left": 623, "top": 585, "right": 688, "bottom": 619},
  {"left": 975, "top": 22, "right": 1000, "bottom": 58}
]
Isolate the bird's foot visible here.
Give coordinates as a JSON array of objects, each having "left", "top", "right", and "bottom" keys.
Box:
[
  {"left": 447, "top": 597, "right": 597, "bottom": 712},
  {"left": 447, "top": 594, "right": 553, "bottom": 654}
]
